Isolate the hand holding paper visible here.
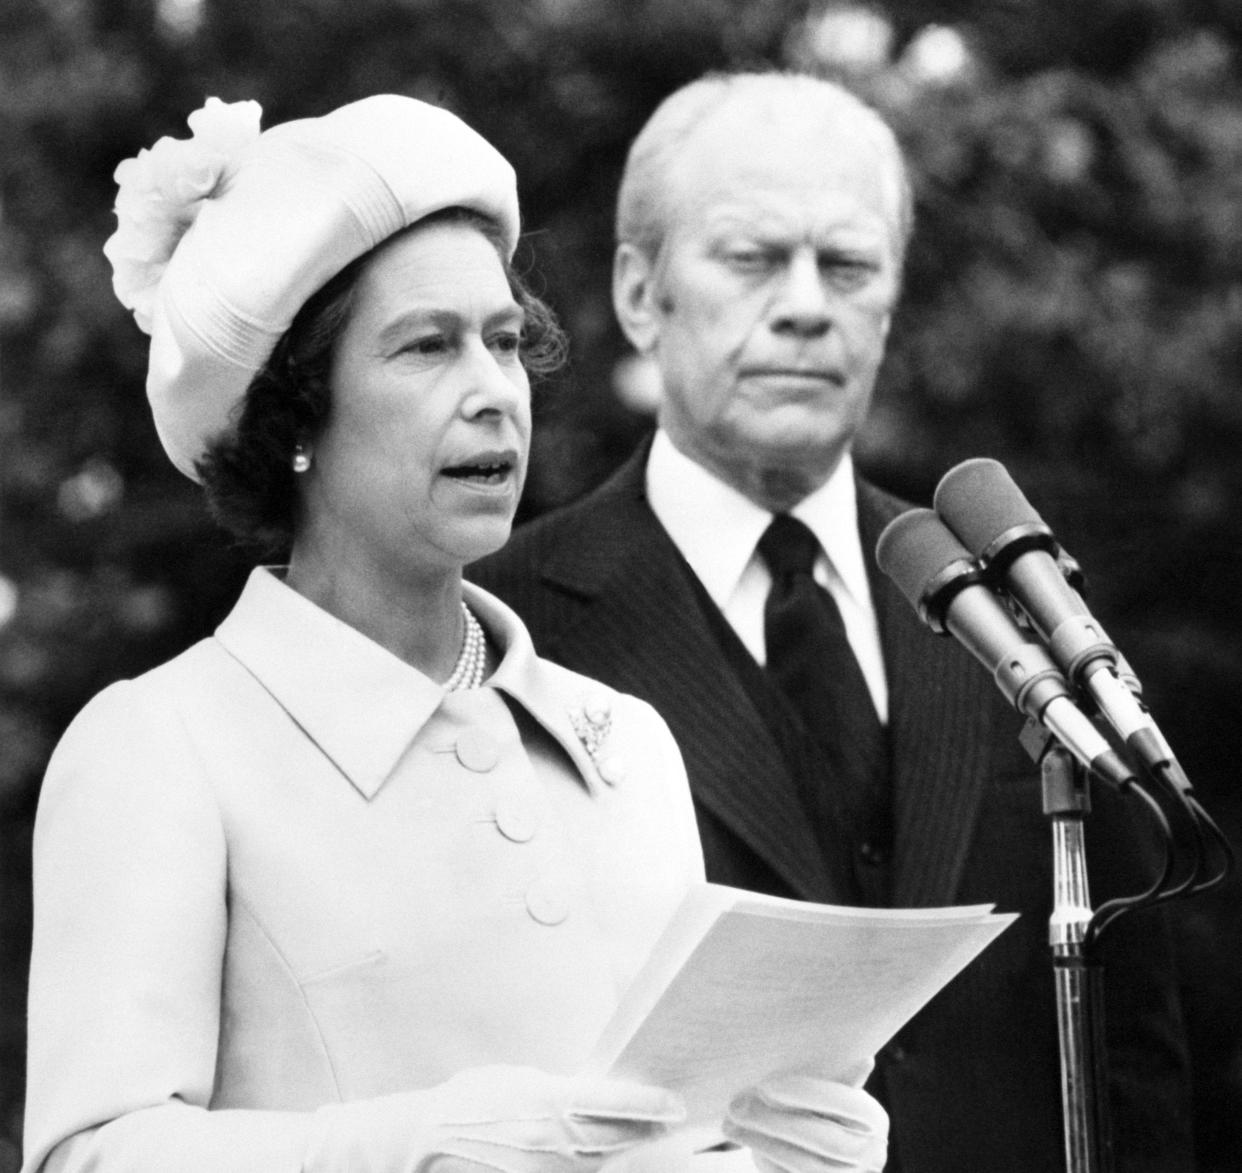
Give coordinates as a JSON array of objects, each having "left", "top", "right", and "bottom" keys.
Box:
[
  {"left": 422, "top": 1065, "right": 685, "bottom": 1173},
  {"left": 724, "top": 1071, "right": 889, "bottom": 1173},
  {"left": 586, "top": 883, "right": 1016, "bottom": 1149}
]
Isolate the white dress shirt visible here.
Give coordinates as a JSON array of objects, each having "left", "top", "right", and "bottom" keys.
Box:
[{"left": 646, "top": 429, "right": 889, "bottom": 723}]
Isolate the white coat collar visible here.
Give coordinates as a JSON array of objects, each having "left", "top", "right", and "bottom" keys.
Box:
[{"left": 214, "top": 568, "right": 608, "bottom": 800}]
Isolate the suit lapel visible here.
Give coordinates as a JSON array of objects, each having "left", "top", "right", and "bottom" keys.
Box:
[
  {"left": 859, "top": 482, "right": 1001, "bottom": 906},
  {"left": 538, "top": 449, "right": 837, "bottom": 901},
  {"left": 523, "top": 458, "right": 1003, "bottom": 907}
]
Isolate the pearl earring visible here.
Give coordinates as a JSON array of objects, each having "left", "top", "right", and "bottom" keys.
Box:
[{"left": 292, "top": 445, "right": 312, "bottom": 473}]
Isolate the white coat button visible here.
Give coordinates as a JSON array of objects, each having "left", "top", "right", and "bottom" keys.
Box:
[
  {"left": 455, "top": 730, "right": 499, "bottom": 772},
  {"left": 525, "top": 878, "right": 570, "bottom": 926},
  {"left": 495, "top": 795, "right": 539, "bottom": 843}
]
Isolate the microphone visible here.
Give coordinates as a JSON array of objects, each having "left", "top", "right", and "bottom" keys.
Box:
[
  {"left": 875, "top": 508, "right": 1136, "bottom": 792},
  {"left": 933, "top": 458, "right": 1191, "bottom": 794}
]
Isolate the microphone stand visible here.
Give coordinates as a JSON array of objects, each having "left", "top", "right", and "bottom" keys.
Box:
[{"left": 1022, "top": 725, "right": 1114, "bottom": 1173}]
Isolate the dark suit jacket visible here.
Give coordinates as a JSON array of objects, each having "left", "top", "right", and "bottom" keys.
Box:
[{"left": 472, "top": 441, "right": 1193, "bottom": 1172}]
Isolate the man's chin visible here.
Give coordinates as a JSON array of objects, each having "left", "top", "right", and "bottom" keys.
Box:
[
  {"left": 722, "top": 433, "right": 852, "bottom": 511},
  {"left": 750, "top": 428, "right": 850, "bottom": 470}
]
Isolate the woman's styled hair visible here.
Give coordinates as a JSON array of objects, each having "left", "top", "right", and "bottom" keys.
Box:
[{"left": 196, "top": 208, "right": 566, "bottom": 559}]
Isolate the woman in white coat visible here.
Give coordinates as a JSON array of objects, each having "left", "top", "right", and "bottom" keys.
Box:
[{"left": 22, "top": 95, "right": 888, "bottom": 1173}]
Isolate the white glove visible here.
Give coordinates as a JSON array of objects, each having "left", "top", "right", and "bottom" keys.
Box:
[
  {"left": 721, "top": 1072, "right": 889, "bottom": 1173},
  {"left": 421, "top": 1065, "right": 686, "bottom": 1173}
]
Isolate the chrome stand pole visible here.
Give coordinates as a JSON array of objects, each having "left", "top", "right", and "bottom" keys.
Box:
[{"left": 1043, "top": 743, "right": 1113, "bottom": 1173}]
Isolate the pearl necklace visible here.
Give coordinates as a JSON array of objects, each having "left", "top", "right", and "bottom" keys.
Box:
[{"left": 445, "top": 602, "right": 486, "bottom": 691}]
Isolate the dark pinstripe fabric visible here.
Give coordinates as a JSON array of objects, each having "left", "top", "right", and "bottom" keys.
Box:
[{"left": 471, "top": 437, "right": 1193, "bottom": 1173}]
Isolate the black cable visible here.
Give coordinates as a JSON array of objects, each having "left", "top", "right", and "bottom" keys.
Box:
[
  {"left": 1085, "top": 778, "right": 1174, "bottom": 948},
  {"left": 1085, "top": 781, "right": 1236, "bottom": 946},
  {"left": 1135, "top": 776, "right": 1211, "bottom": 905},
  {"left": 1182, "top": 794, "right": 1235, "bottom": 898}
]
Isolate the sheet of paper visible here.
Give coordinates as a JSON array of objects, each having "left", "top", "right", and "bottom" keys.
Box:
[{"left": 586, "top": 883, "right": 1016, "bottom": 1143}]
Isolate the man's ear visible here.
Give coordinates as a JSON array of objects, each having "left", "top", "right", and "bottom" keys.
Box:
[{"left": 613, "top": 242, "right": 663, "bottom": 354}]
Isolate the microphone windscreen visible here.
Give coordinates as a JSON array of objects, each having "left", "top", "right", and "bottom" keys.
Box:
[
  {"left": 875, "top": 508, "right": 974, "bottom": 612},
  {"left": 933, "top": 457, "right": 1046, "bottom": 555}
]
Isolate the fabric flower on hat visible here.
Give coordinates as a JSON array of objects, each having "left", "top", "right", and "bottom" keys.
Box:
[{"left": 103, "top": 97, "right": 262, "bottom": 333}]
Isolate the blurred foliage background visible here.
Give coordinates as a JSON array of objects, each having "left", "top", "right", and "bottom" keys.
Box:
[{"left": 2, "top": 0, "right": 1241, "bottom": 1168}]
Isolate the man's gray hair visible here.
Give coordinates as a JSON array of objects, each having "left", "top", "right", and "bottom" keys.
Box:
[{"left": 615, "top": 71, "right": 914, "bottom": 265}]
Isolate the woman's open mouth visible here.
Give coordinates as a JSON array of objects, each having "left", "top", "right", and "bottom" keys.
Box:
[
  {"left": 443, "top": 461, "right": 509, "bottom": 485},
  {"left": 440, "top": 450, "right": 519, "bottom": 489}
]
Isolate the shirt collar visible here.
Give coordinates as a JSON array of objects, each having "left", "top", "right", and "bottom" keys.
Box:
[
  {"left": 214, "top": 568, "right": 604, "bottom": 800},
  {"left": 645, "top": 428, "right": 870, "bottom": 609},
  {"left": 791, "top": 455, "right": 872, "bottom": 610}
]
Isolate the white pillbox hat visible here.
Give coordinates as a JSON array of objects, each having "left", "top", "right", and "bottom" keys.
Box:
[{"left": 104, "top": 94, "right": 519, "bottom": 479}]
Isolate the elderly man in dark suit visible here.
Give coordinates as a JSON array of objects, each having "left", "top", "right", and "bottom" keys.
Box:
[{"left": 473, "top": 71, "right": 1192, "bottom": 1172}]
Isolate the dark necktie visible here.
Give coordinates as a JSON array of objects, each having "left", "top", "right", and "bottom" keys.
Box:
[{"left": 758, "top": 514, "right": 888, "bottom": 826}]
